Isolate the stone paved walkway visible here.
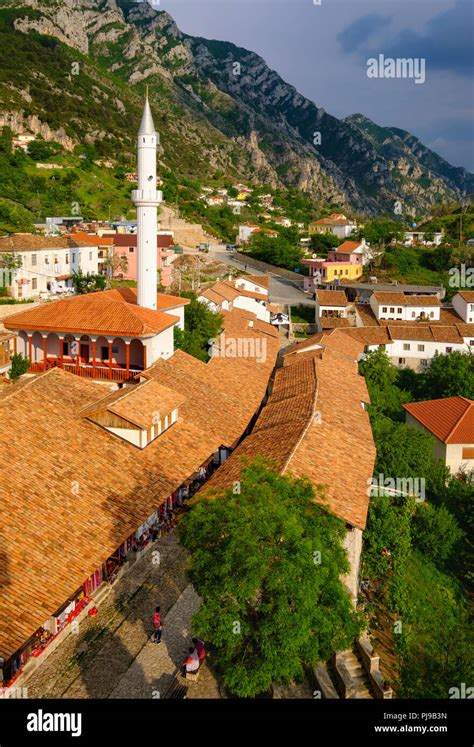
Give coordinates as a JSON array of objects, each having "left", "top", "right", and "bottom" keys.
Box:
[{"left": 20, "top": 533, "right": 220, "bottom": 699}]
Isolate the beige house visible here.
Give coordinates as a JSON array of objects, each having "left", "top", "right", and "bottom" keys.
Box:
[{"left": 403, "top": 397, "right": 474, "bottom": 476}]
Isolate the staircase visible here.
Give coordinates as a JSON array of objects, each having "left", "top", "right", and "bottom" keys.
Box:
[
  {"left": 332, "top": 649, "right": 373, "bottom": 699},
  {"left": 310, "top": 637, "right": 393, "bottom": 700}
]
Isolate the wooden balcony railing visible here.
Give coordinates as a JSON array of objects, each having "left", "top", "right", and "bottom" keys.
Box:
[{"left": 29, "top": 360, "right": 141, "bottom": 382}]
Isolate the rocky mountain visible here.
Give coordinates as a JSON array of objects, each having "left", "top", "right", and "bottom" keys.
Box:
[{"left": 0, "top": 0, "right": 473, "bottom": 223}]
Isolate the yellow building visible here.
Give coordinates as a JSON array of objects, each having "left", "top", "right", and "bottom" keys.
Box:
[{"left": 322, "top": 262, "right": 363, "bottom": 282}]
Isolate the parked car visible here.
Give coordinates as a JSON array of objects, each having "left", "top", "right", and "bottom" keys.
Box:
[{"left": 226, "top": 243, "right": 237, "bottom": 251}]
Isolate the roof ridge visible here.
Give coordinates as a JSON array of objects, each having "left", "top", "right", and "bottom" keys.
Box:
[
  {"left": 282, "top": 357, "right": 319, "bottom": 474},
  {"left": 445, "top": 399, "right": 473, "bottom": 442}
]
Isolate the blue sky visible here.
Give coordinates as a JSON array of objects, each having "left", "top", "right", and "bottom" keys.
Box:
[{"left": 153, "top": 0, "right": 474, "bottom": 171}]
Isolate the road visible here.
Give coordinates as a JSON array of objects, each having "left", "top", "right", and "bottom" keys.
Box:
[{"left": 209, "top": 245, "right": 315, "bottom": 309}]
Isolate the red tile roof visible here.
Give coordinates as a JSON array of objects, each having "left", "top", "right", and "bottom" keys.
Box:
[
  {"left": 335, "top": 241, "right": 363, "bottom": 254},
  {"left": 403, "top": 397, "right": 474, "bottom": 444},
  {"left": 457, "top": 291, "right": 474, "bottom": 303},
  {"left": 316, "top": 290, "right": 349, "bottom": 306},
  {"left": 0, "top": 308, "right": 279, "bottom": 661},
  {"left": 201, "top": 346, "right": 376, "bottom": 530},
  {"left": 4, "top": 289, "right": 188, "bottom": 337}
]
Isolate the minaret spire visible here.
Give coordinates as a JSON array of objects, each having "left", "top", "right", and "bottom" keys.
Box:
[{"left": 132, "top": 91, "right": 162, "bottom": 310}]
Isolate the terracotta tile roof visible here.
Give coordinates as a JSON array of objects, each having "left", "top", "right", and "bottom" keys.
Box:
[
  {"left": 430, "top": 326, "right": 463, "bottom": 343},
  {"left": 80, "top": 380, "right": 186, "bottom": 429},
  {"left": 200, "top": 287, "right": 227, "bottom": 306},
  {"left": 204, "top": 281, "right": 241, "bottom": 303},
  {"left": 356, "top": 304, "right": 462, "bottom": 328},
  {"left": 244, "top": 275, "right": 270, "bottom": 290},
  {"left": 103, "top": 234, "right": 174, "bottom": 249},
  {"left": 0, "top": 235, "right": 96, "bottom": 252},
  {"left": 373, "top": 292, "right": 441, "bottom": 307},
  {"left": 233, "top": 282, "right": 268, "bottom": 301},
  {"left": 456, "top": 323, "right": 474, "bottom": 337},
  {"left": 0, "top": 308, "right": 279, "bottom": 661},
  {"left": 71, "top": 232, "right": 114, "bottom": 246},
  {"left": 457, "top": 291, "right": 474, "bottom": 302},
  {"left": 285, "top": 328, "right": 364, "bottom": 361},
  {"left": 320, "top": 317, "right": 351, "bottom": 329},
  {"left": 103, "top": 287, "right": 189, "bottom": 311},
  {"left": 4, "top": 292, "right": 179, "bottom": 338},
  {"left": 403, "top": 397, "right": 474, "bottom": 444},
  {"left": 335, "top": 241, "right": 363, "bottom": 253},
  {"left": 202, "top": 347, "right": 376, "bottom": 531},
  {"left": 342, "top": 327, "right": 391, "bottom": 346},
  {"left": 316, "top": 290, "right": 349, "bottom": 306},
  {"left": 387, "top": 326, "right": 435, "bottom": 342},
  {"left": 372, "top": 291, "right": 410, "bottom": 305}
]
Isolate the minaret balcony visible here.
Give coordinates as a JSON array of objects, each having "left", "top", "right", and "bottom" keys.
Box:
[{"left": 132, "top": 188, "right": 162, "bottom": 206}]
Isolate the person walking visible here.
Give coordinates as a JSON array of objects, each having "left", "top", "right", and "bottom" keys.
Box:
[
  {"left": 192, "top": 637, "right": 206, "bottom": 663},
  {"left": 151, "top": 606, "right": 162, "bottom": 644},
  {"left": 181, "top": 647, "right": 199, "bottom": 677}
]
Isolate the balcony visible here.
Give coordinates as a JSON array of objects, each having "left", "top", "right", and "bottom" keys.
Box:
[{"left": 30, "top": 359, "right": 142, "bottom": 383}]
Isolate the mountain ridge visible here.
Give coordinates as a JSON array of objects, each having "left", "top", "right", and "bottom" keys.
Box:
[{"left": 0, "top": 0, "right": 472, "bottom": 227}]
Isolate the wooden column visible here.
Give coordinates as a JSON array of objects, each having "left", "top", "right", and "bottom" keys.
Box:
[
  {"left": 43, "top": 336, "right": 47, "bottom": 371},
  {"left": 92, "top": 339, "right": 97, "bottom": 372},
  {"left": 142, "top": 343, "right": 147, "bottom": 371},
  {"left": 13, "top": 336, "right": 17, "bottom": 355},
  {"left": 125, "top": 341, "right": 130, "bottom": 376},
  {"left": 60, "top": 338, "right": 65, "bottom": 364},
  {"left": 108, "top": 341, "right": 113, "bottom": 380},
  {"left": 28, "top": 334, "right": 32, "bottom": 363}
]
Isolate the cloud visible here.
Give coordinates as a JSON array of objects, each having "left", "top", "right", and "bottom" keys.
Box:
[
  {"left": 338, "top": 0, "right": 474, "bottom": 77},
  {"left": 337, "top": 14, "right": 391, "bottom": 53}
]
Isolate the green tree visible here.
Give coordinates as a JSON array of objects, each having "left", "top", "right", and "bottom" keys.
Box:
[
  {"left": 180, "top": 459, "right": 361, "bottom": 697},
  {"left": 357, "top": 218, "right": 404, "bottom": 246},
  {"left": 8, "top": 353, "right": 30, "bottom": 381},
  {"left": 174, "top": 293, "right": 223, "bottom": 362},
  {"left": 412, "top": 503, "right": 463, "bottom": 565},
  {"left": 72, "top": 271, "right": 106, "bottom": 294},
  {"left": 358, "top": 348, "right": 410, "bottom": 420},
  {"left": 418, "top": 352, "right": 474, "bottom": 400}
]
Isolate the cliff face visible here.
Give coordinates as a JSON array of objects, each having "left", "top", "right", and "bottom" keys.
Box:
[{"left": 1, "top": 0, "right": 472, "bottom": 216}]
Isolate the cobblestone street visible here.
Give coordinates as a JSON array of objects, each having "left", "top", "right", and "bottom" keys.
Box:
[{"left": 19, "top": 533, "right": 220, "bottom": 699}]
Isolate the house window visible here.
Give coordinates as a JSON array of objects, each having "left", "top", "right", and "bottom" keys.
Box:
[
  {"left": 44, "top": 255, "right": 49, "bottom": 265},
  {"left": 398, "top": 357, "right": 406, "bottom": 365},
  {"left": 31, "top": 254, "right": 37, "bottom": 266},
  {"left": 446, "top": 347, "right": 453, "bottom": 353},
  {"left": 470, "top": 340, "right": 474, "bottom": 347},
  {"left": 89, "top": 252, "right": 92, "bottom": 261},
  {"left": 32, "top": 277, "right": 37, "bottom": 290},
  {"left": 129, "top": 247, "right": 134, "bottom": 253},
  {"left": 382, "top": 307, "right": 387, "bottom": 313},
  {"left": 397, "top": 307, "right": 402, "bottom": 314},
  {"left": 390, "top": 307, "right": 395, "bottom": 313},
  {"left": 112, "top": 345, "right": 119, "bottom": 354},
  {"left": 429, "top": 311, "right": 434, "bottom": 318},
  {"left": 101, "top": 346, "right": 108, "bottom": 360},
  {"left": 462, "top": 447, "right": 474, "bottom": 459},
  {"left": 63, "top": 342, "right": 69, "bottom": 356},
  {"left": 66, "top": 255, "right": 69, "bottom": 264},
  {"left": 72, "top": 253, "right": 76, "bottom": 263},
  {"left": 420, "top": 359, "right": 428, "bottom": 368},
  {"left": 403, "top": 343, "right": 410, "bottom": 351},
  {"left": 411, "top": 312, "right": 416, "bottom": 318},
  {"left": 417, "top": 344, "right": 425, "bottom": 352}
]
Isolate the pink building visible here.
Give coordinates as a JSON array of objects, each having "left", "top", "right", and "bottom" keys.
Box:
[{"left": 105, "top": 234, "right": 175, "bottom": 287}]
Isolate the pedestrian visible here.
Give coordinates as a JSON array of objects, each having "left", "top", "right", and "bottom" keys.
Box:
[
  {"left": 181, "top": 646, "right": 199, "bottom": 677},
  {"left": 192, "top": 637, "right": 206, "bottom": 662},
  {"left": 151, "top": 606, "right": 162, "bottom": 644}
]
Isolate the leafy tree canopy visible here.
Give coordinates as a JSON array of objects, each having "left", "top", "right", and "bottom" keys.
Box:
[{"left": 179, "top": 459, "right": 361, "bottom": 697}]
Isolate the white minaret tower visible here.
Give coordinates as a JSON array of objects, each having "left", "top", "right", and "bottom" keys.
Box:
[{"left": 132, "top": 89, "right": 162, "bottom": 310}]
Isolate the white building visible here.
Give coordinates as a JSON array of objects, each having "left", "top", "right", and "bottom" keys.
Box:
[
  {"left": 404, "top": 230, "right": 443, "bottom": 246},
  {"left": 238, "top": 223, "right": 261, "bottom": 243},
  {"left": 198, "top": 277, "right": 271, "bottom": 322},
  {"left": 315, "top": 289, "right": 350, "bottom": 330},
  {"left": 452, "top": 291, "right": 474, "bottom": 323},
  {"left": 404, "top": 397, "right": 474, "bottom": 475},
  {"left": 0, "top": 236, "right": 100, "bottom": 300},
  {"left": 369, "top": 292, "right": 441, "bottom": 322}
]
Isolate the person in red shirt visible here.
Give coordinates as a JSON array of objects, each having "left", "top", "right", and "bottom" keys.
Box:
[
  {"left": 151, "top": 606, "right": 162, "bottom": 644},
  {"left": 181, "top": 647, "right": 199, "bottom": 677},
  {"left": 192, "top": 637, "right": 205, "bottom": 662}
]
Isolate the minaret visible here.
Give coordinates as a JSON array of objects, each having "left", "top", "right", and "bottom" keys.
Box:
[{"left": 132, "top": 89, "right": 162, "bottom": 310}]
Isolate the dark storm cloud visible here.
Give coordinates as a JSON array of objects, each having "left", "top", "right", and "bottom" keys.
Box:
[{"left": 339, "top": 0, "right": 474, "bottom": 77}]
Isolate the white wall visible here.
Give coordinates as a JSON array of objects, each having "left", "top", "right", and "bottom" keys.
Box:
[
  {"left": 233, "top": 295, "right": 270, "bottom": 322},
  {"left": 343, "top": 527, "right": 363, "bottom": 603},
  {"left": 370, "top": 295, "right": 440, "bottom": 321},
  {"left": 453, "top": 294, "right": 474, "bottom": 323},
  {"left": 446, "top": 443, "right": 474, "bottom": 475},
  {"left": 235, "top": 277, "right": 269, "bottom": 297},
  {"left": 165, "top": 305, "right": 185, "bottom": 330},
  {"left": 7, "top": 246, "right": 99, "bottom": 299},
  {"left": 145, "top": 325, "right": 175, "bottom": 365}
]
